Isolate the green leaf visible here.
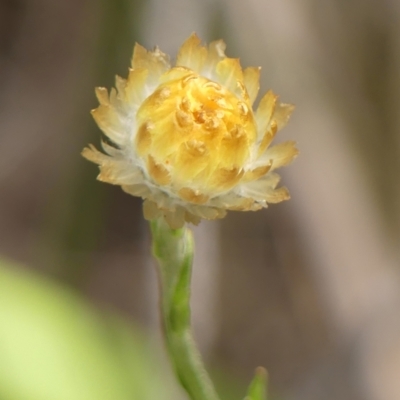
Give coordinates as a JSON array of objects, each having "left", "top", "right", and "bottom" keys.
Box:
[
  {"left": 0, "top": 257, "right": 173, "bottom": 400},
  {"left": 244, "top": 367, "right": 268, "bottom": 400}
]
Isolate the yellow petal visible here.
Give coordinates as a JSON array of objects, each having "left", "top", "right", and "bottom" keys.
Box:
[
  {"left": 132, "top": 43, "right": 169, "bottom": 71},
  {"left": 184, "top": 211, "right": 201, "bottom": 225},
  {"left": 97, "top": 163, "right": 143, "bottom": 185},
  {"left": 212, "top": 191, "right": 265, "bottom": 211},
  {"left": 94, "top": 87, "right": 109, "bottom": 105},
  {"left": 218, "top": 125, "right": 250, "bottom": 169},
  {"left": 82, "top": 144, "right": 109, "bottom": 164},
  {"left": 164, "top": 207, "right": 186, "bottom": 229},
  {"left": 257, "top": 121, "right": 278, "bottom": 156},
  {"left": 238, "top": 172, "right": 283, "bottom": 202},
  {"left": 115, "top": 75, "right": 126, "bottom": 97},
  {"left": 151, "top": 190, "right": 175, "bottom": 211},
  {"left": 209, "top": 167, "right": 244, "bottom": 192},
  {"left": 91, "top": 105, "right": 126, "bottom": 145},
  {"left": 100, "top": 141, "right": 121, "bottom": 157},
  {"left": 82, "top": 145, "right": 143, "bottom": 185},
  {"left": 273, "top": 103, "right": 295, "bottom": 130},
  {"left": 255, "top": 90, "right": 277, "bottom": 138},
  {"left": 241, "top": 162, "right": 272, "bottom": 183},
  {"left": 186, "top": 205, "right": 227, "bottom": 220},
  {"left": 243, "top": 67, "right": 260, "bottom": 105},
  {"left": 122, "top": 184, "right": 151, "bottom": 198},
  {"left": 215, "top": 58, "right": 244, "bottom": 95},
  {"left": 176, "top": 33, "right": 207, "bottom": 73},
  {"left": 227, "top": 198, "right": 262, "bottom": 211},
  {"left": 136, "top": 122, "right": 153, "bottom": 156},
  {"left": 131, "top": 44, "right": 170, "bottom": 85},
  {"left": 178, "top": 187, "right": 209, "bottom": 204},
  {"left": 172, "top": 140, "right": 210, "bottom": 187},
  {"left": 211, "top": 192, "right": 257, "bottom": 211},
  {"left": 264, "top": 186, "right": 290, "bottom": 203},
  {"left": 147, "top": 155, "right": 171, "bottom": 185},
  {"left": 262, "top": 141, "right": 299, "bottom": 170},
  {"left": 202, "top": 39, "right": 226, "bottom": 75},
  {"left": 131, "top": 43, "right": 148, "bottom": 68},
  {"left": 143, "top": 199, "right": 162, "bottom": 220},
  {"left": 159, "top": 66, "right": 192, "bottom": 84},
  {"left": 125, "top": 68, "right": 148, "bottom": 106}
]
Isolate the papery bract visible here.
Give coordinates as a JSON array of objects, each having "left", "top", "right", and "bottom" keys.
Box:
[{"left": 83, "top": 34, "right": 298, "bottom": 228}]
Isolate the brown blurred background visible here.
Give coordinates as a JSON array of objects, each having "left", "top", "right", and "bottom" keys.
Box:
[{"left": 1, "top": 0, "right": 400, "bottom": 399}]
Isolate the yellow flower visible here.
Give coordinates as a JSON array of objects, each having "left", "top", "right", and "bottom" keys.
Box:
[{"left": 82, "top": 34, "right": 298, "bottom": 229}]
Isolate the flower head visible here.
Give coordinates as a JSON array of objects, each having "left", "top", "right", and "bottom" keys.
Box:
[{"left": 82, "top": 34, "right": 298, "bottom": 228}]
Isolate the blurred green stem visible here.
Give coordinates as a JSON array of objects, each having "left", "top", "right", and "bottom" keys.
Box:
[{"left": 150, "top": 218, "right": 220, "bottom": 400}]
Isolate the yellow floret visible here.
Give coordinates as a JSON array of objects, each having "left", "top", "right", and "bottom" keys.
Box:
[{"left": 82, "top": 33, "right": 298, "bottom": 228}]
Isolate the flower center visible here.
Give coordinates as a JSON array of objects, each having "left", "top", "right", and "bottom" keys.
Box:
[{"left": 135, "top": 69, "right": 257, "bottom": 200}]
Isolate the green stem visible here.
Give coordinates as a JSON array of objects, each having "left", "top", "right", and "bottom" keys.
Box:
[{"left": 150, "top": 218, "right": 220, "bottom": 400}]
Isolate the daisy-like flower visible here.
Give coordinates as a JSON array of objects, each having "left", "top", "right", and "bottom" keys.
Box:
[{"left": 82, "top": 34, "right": 298, "bottom": 229}]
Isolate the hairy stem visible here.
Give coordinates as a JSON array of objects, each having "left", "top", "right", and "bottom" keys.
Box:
[{"left": 150, "top": 218, "right": 220, "bottom": 400}]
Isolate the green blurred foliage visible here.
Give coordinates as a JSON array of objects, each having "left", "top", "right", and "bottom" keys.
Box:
[
  {"left": 244, "top": 368, "right": 268, "bottom": 400},
  {"left": 0, "top": 257, "right": 173, "bottom": 400}
]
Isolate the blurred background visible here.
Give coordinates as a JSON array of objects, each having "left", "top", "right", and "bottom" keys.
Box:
[{"left": 1, "top": 0, "right": 400, "bottom": 399}]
